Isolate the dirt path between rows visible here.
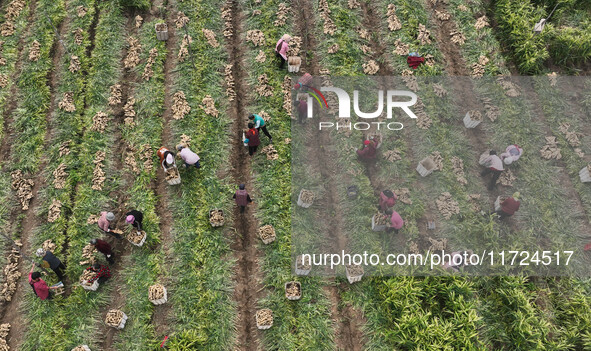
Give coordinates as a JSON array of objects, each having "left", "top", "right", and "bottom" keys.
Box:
[
  {"left": 225, "top": 1, "right": 264, "bottom": 350},
  {"left": 150, "top": 0, "right": 176, "bottom": 338},
  {"left": 359, "top": 1, "right": 393, "bottom": 76},
  {"left": 1, "top": 1, "right": 69, "bottom": 348},
  {"left": 292, "top": 1, "right": 366, "bottom": 349}
]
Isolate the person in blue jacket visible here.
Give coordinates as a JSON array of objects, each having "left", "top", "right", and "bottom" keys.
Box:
[{"left": 248, "top": 113, "right": 272, "bottom": 143}]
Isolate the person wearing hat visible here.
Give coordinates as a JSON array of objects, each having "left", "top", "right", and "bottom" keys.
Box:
[
  {"left": 86, "top": 263, "right": 111, "bottom": 284},
  {"left": 177, "top": 144, "right": 201, "bottom": 169},
  {"left": 98, "top": 211, "right": 121, "bottom": 239},
  {"left": 36, "top": 248, "right": 66, "bottom": 284},
  {"left": 379, "top": 190, "right": 397, "bottom": 212},
  {"left": 29, "top": 262, "right": 60, "bottom": 300},
  {"left": 248, "top": 113, "right": 272, "bottom": 143},
  {"left": 356, "top": 139, "right": 377, "bottom": 161},
  {"left": 157, "top": 146, "right": 176, "bottom": 172},
  {"left": 480, "top": 150, "right": 504, "bottom": 191},
  {"left": 385, "top": 209, "right": 404, "bottom": 234},
  {"left": 294, "top": 97, "right": 308, "bottom": 124},
  {"left": 500, "top": 144, "right": 523, "bottom": 166},
  {"left": 233, "top": 184, "right": 252, "bottom": 213},
  {"left": 125, "top": 209, "right": 144, "bottom": 233},
  {"left": 496, "top": 192, "right": 521, "bottom": 219},
  {"left": 245, "top": 122, "right": 260, "bottom": 156},
  {"left": 90, "top": 238, "right": 114, "bottom": 264},
  {"left": 275, "top": 34, "right": 291, "bottom": 69}
]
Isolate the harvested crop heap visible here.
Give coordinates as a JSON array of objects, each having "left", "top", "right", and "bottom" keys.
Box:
[
  {"left": 149, "top": 284, "right": 166, "bottom": 300},
  {"left": 59, "top": 92, "right": 76, "bottom": 112},
  {"left": 497, "top": 168, "right": 516, "bottom": 186},
  {"left": 109, "top": 84, "right": 122, "bottom": 105},
  {"left": 558, "top": 123, "right": 581, "bottom": 147},
  {"left": 363, "top": 60, "right": 379, "bottom": 75},
  {"left": 125, "top": 144, "right": 139, "bottom": 174},
  {"left": 209, "top": 210, "right": 224, "bottom": 226},
  {"left": 105, "top": 310, "right": 125, "bottom": 327},
  {"left": 47, "top": 199, "right": 62, "bottom": 223},
  {"left": 222, "top": 2, "right": 233, "bottom": 38},
  {"left": 450, "top": 30, "right": 466, "bottom": 45},
  {"left": 394, "top": 39, "right": 409, "bottom": 56},
  {"left": 255, "top": 50, "right": 266, "bottom": 62},
  {"left": 547, "top": 72, "right": 558, "bottom": 86},
  {"left": 261, "top": 145, "right": 278, "bottom": 160},
  {"left": 123, "top": 97, "right": 136, "bottom": 126},
  {"left": 42, "top": 239, "right": 56, "bottom": 252},
  {"left": 417, "top": 24, "right": 432, "bottom": 45},
  {"left": 428, "top": 237, "right": 447, "bottom": 251},
  {"left": 224, "top": 64, "right": 236, "bottom": 100},
  {"left": 172, "top": 91, "right": 190, "bottom": 120},
  {"left": 59, "top": 141, "right": 71, "bottom": 156},
  {"left": 467, "top": 110, "right": 482, "bottom": 122},
  {"left": 497, "top": 77, "right": 520, "bottom": 97},
  {"left": 471, "top": 55, "right": 489, "bottom": 78},
  {"left": 436, "top": 192, "right": 459, "bottom": 219},
  {"left": 395, "top": 188, "right": 412, "bottom": 205},
  {"left": 0, "top": 240, "right": 21, "bottom": 302},
  {"left": 135, "top": 15, "right": 143, "bottom": 28},
  {"left": 540, "top": 136, "right": 562, "bottom": 160},
  {"left": 282, "top": 75, "right": 292, "bottom": 115},
  {"left": 474, "top": 16, "right": 489, "bottom": 30},
  {"left": 287, "top": 36, "right": 302, "bottom": 57},
  {"left": 79, "top": 269, "right": 95, "bottom": 285},
  {"left": 431, "top": 151, "right": 444, "bottom": 171},
  {"left": 69, "top": 55, "right": 81, "bottom": 73},
  {"left": 87, "top": 214, "right": 98, "bottom": 224},
  {"left": 92, "top": 151, "right": 106, "bottom": 191},
  {"left": 176, "top": 12, "right": 189, "bottom": 28},
  {"left": 80, "top": 243, "right": 97, "bottom": 265},
  {"left": 318, "top": 0, "right": 336, "bottom": 35},
  {"left": 199, "top": 95, "right": 219, "bottom": 117},
  {"left": 274, "top": 3, "right": 289, "bottom": 27},
  {"left": 246, "top": 30, "right": 265, "bottom": 46},
  {"left": 433, "top": 83, "right": 447, "bottom": 97},
  {"left": 201, "top": 28, "right": 219, "bottom": 48},
  {"left": 285, "top": 282, "right": 301, "bottom": 297},
  {"left": 0, "top": 0, "right": 24, "bottom": 36},
  {"left": 124, "top": 36, "right": 141, "bottom": 69},
  {"left": 402, "top": 70, "right": 419, "bottom": 92},
  {"left": 348, "top": 0, "right": 360, "bottom": 9},
  {"left": 179, "top": 134, "right": 191, "bottom": 147},
  {"left": 435, "top": 10, "right": 450, "bottom": 21},
  {"left": 361, "top": 45, "right": 372, "bottom": 55},
  {"left": 0, "top": 22, "right": 15, "bottom": 37},
  {"left": 11, "top": 170, "right": 34, "bottom": 210},
  {"left": 327, "top": 44, "right": 339, "bottom": 54},
  {"left": 0, "top": 74, "right": 7, "bottom": 88},
  {"left": 127, "top": 230, "right": 145, "bottom": 244},
  {"left": 28, "top": 40, "right": 40, "bottom": 61},
  {"left": 142, "top": 47, "right": 158, "bottom": 81},
  {"left": 408, "top": 241, "right": 419, "bottom": 254},
  {"left": 77, "top": 5, "right": 87, "bottom": 17},
  {"left": 383, "top": 149, "right": 402, "bottom": 162},
  {"left": 255, "top": 74, "right": 273, "bottom": 97},
  {"left": 481, "top": 98, "right": 499, "bottom": 122},
  {"left": 415, "top": 100, "right": 432, "bottom": 129},
  {"left": 52, "top": 163, "right": 67, "bottom": 189},
  {"left": 296, "top": 255, "right": 311, "bottom": 270},
  {"left": 357, "top": 27, "right": 370, "bottom": 40},
  {"left": 467, "top": 194, "right": 481, "bottom": 212},
  {"left": 374, "top": 213, "right": 388, "bottom": 226},
  {"left": 259, "top": 225, "right": 275, "bottom": 241},
  {"left": 284, "top": 138, "right": 291, "bottom": 144},
  {"left": 141, "top": 144, "right": 153, "bottom": 173},
  {"left": 178, "top": 34, "right": 192, "bottom": 62},
  {"left": 451, "top": 156, "right": 467, "bottom": 185},
  {"left": 346, "top": 264, "right": 364, "bottom": 276},
  {"left": 256, "top": 309, "right": 273, "bottom": 326},
  {"left": 387, "top": 4, "right": 402, "bottom": 31},
  {"left": 0, "top": 323, "right": 10, "bottom": 349},
  {"left": 300, "top": 190, "right": 314, "bottom": 203},
  {"left": 73, "top": 28, "right": 83, "bottom": 45},
  {"left": 91, "top": 111, "right": 109, "bottom": 133},
  {"left": 72, "top": 346, "right": 90, "bottom": 351},
  {"left": 165, "top": 167, "right": 180, "bottom": 181}
]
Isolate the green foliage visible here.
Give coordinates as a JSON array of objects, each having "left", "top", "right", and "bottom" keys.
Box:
[{"left": 120, "top": 0, "right": 151, "bottom": 10}]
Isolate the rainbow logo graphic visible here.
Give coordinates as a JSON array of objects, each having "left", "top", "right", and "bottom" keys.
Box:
[{"left": 294, "top": 82, "right": 328, "bottom": 109}]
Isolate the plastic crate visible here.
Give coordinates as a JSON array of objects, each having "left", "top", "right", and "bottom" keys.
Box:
[
  {"left": 285, "top": 282, "right": 302, "bottom": 301},
  {"left": 371, "top": 214, "right": 387, "bottom": 231},
  {"left": 149, "top": 286, "right": 168, "bottom": 306},
  {"left": 155, "top": 23, "right": 168, "bottom": 40},
  {"left": 128, "top": 231, "right": 146, "bottom": 247},
  {"left": 416, "top": 157, "right": 436, "bottom": 177},
  {"left": 256, "top": 309, "right": 273, "bottom": 330},
  {"left": 295, "top": 258, "right": 311, "bottom": 276},
  {"left": 345, "top": 265, "right": 364, "bottom": 284},
  {"left": 463, "top": 111, "right": 481, "bottom": 128},
  {"left": 209, "top": 209, "right": 225, "bottom": 227},
  {"left": 580, "top": 167, "right": 591, "bottom": 183},
  {"left": 297, "top": 189, "right": 313, "bottom": 208},
  {"left": 81, "top": 280, "right": 99, "bottom": 291}
]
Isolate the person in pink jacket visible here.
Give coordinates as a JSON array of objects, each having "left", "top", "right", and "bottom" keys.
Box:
[
  {"left": 500, "top": 144, "right": 523, "bottom": 165},
  {"left": 379, "top": 190, "right": 397, "bottom": 212},
  {"left": 98, "top": 211, "right": 121, "bottom": 239},
  {"left": 275, "top": 34, "right": 291, "bottom": 69},
  {"left": 480, "top": 150, "right": 504, "bottom": 190},
  {"left": 385, "top": 209, "right": 404, "bottom": 234}
]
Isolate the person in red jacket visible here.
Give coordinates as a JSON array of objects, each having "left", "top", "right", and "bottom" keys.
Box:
[
  {"left": 28, "top": 262, "right": 59, "bottom": 300},
  {"left": 356, "top": 139, "right": 377, "bottom": 161},
  {"left": 90, "top": 238, "right": 114, "bottom": 264},
  {"left": 245, "top": 123, "right": 260, "bottom": 156},
  {"left": 379, "top": 190, "right": 397, "bottom": 212},
  {"left": 233, "top": 184, "right": 252, "bottom": 213},
  {"left": 496, "top": 192, "right": 521, "bottom": 219}
]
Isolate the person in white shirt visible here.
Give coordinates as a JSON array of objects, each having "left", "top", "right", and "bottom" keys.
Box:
[
  {"left": 480, "top": 150, "right": 504, "bottom": 190},
  {"left": 177, "top": 144, "right": 201, "bottom": 169}
]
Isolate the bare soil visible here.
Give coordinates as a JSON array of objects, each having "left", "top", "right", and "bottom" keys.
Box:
[
  {"left": 427, "top": 0, "right": 469, "bottom": 76},
  {"left": 358, "top": 1, "right": 393, "bottom": 75}
]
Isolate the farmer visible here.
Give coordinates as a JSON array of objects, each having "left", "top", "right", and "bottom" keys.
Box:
[
  {"left": 29, "top": 262, "right": 60, "bottom": 300},
  {"left": 480, "top": 150, "right": 504, "bottom": 191},
  {"left": 98, "top": 211, "right": 122, "bottom": 239},
  {"left": 248, "top": 113, "right": 272, "bottom": 142},
  {"left": 356, "top": 139, "right": 377, "bottom": 161},
  {"left": 294, "top": 98, "right": 308, "bottom": 124},
  {"left": 500, "top": 144, "right": 523, "bottom": 166},
  {"left": 245, "top": 122, "right": 260, "bottom": 156},
  {"left": 233, "top": 184, "right": 252, "bottom": 213},
  {"left": 379, "top": 190, "right": 397, "bottom": 212},
  {"left": 86, "top": 263, "right": 111, "bottom": 284},
  {"left": 125, "top": 209, "right": 144, "bottom": 233},
  {"left": 496, "top": 192, "right": 521, "bottom": 219},
  {"left": 176, "top": 144, "right": 201, "bottom": 169},
  {"left": 90, "top": 238, "right": 115, "bottom": 264},
  {"left": 275, "top": 34, "right": 291, "bottom": 69},
  {"left": 36, "top": 248, "right": 66, "bottom": 284},
  {"left": 385, "top": 209, "right": 404, "bottom": 234},
  {"left": 157, "top": 146, "right": 176, "bottom": 172}
]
